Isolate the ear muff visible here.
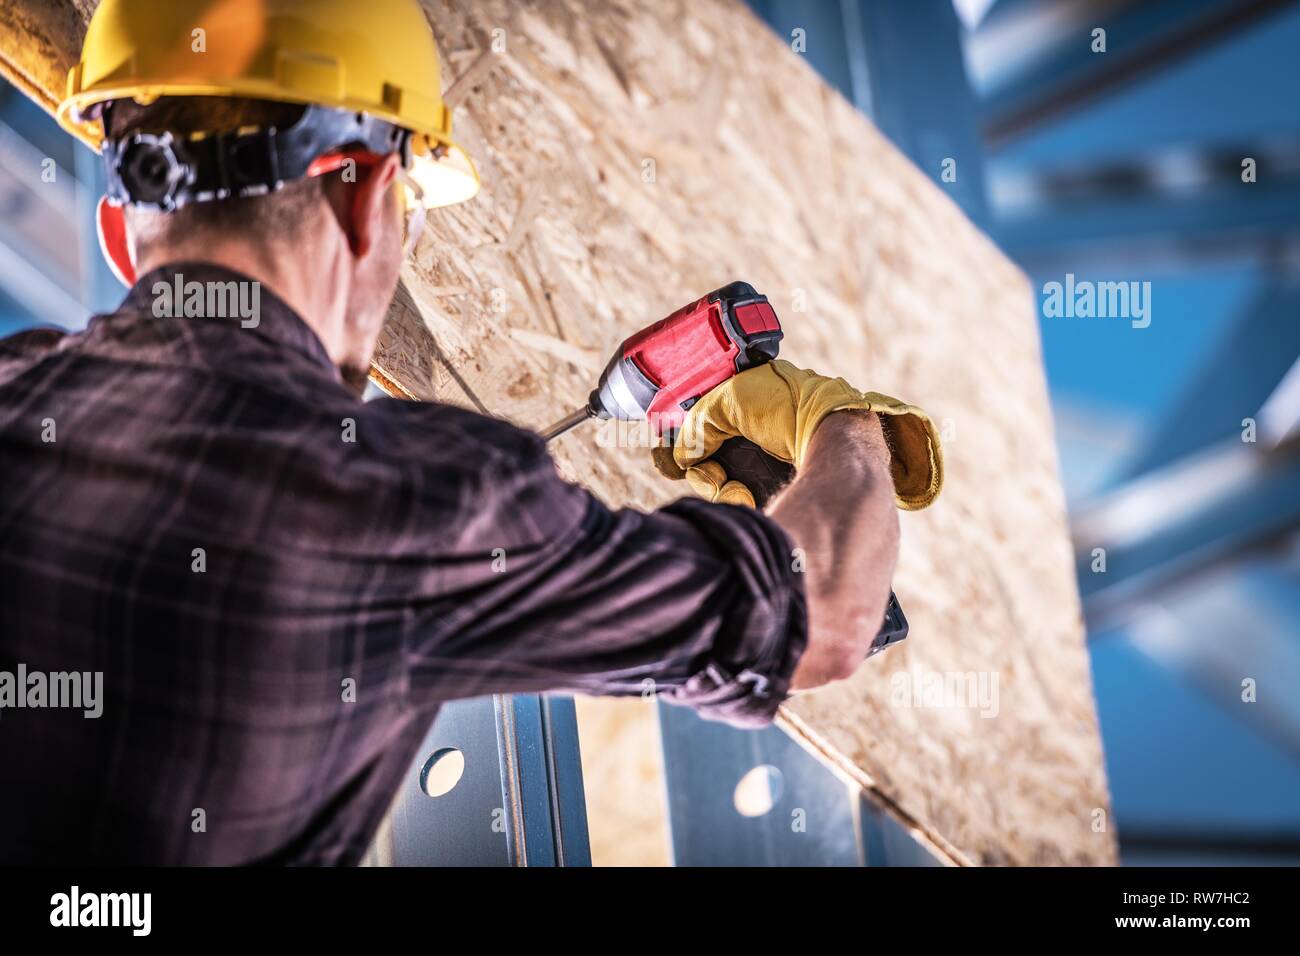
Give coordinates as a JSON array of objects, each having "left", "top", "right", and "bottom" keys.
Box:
[{"left": 96, "top": 196, "right": 135, "bottom": 287}]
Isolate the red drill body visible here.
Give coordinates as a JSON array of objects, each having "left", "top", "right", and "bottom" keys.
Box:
[{"left": 541, "top": 281, "right": 782, "bottom": 440}]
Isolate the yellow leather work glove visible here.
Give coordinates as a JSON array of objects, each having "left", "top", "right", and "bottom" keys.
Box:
[{"left": 651, "top": 359, "right": 944, "bottom": 510}]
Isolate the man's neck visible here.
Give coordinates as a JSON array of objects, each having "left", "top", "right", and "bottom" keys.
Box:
[{"left": 135, "top": 240, "right": 351, "bottom": 367}]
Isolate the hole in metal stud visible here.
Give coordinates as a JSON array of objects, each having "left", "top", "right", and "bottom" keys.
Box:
[
  {"left": 733, "top": 764, "right": 784, "bottom": 817},
  {"left": 420, "top": 747, "right": 466, "bottom": 798}
]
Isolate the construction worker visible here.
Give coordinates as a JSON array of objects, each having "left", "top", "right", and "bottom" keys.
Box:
[{"left": 0, "top": 0, "right": 941, "bottom": 864}]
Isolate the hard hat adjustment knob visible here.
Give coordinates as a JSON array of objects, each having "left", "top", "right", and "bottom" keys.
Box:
[{"left": 114, "top": 132, "right": 190, "bottom": 212}]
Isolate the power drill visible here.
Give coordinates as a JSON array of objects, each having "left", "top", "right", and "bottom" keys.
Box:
[{"left": 541, "top": 281, "right": 908, "bottom": 657}]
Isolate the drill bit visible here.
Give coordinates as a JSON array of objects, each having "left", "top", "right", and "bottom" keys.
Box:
[{"left": 539, "top": 405, "right": 593, "bottom": 442}]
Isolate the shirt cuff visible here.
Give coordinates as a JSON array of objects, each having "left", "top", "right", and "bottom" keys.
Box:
[{"left": 657, "top": 497, "right": 809, "bottom": 727}]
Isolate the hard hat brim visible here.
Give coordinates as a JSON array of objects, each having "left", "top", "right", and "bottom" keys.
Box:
[{"left": 410, "top": 141, "right": 481, "bottom": 209}]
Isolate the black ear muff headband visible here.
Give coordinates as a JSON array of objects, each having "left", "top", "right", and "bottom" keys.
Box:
[{"left": 101, "top": 103, "right": 412, "bottom": 212}]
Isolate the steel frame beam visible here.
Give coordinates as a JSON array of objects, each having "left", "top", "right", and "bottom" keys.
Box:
[
  {"left": 992, "top": 172, "right": 1300, "bottom": 268},
  {"left": 1075, "top": 440, "right": 1300, "bottom": 630},
  {"left": 657, "top": 703, "right": 943, "bottom": 866},
  {"left": 980, "top": 0, "right": 1299, "bottom": 146},
  {"left": 371, "top": 694, "right": 590, "bottom": 867}
]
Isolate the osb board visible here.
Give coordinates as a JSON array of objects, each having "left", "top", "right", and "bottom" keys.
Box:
[
  {"left": 3, "top": 0, "right": 1115, "bottom": 866},
  {"left": 573, "top": 696, "right": 670, "bottom": 867},
  {"left": 0, "top": 0, "right": 91, "bottom": 114}
]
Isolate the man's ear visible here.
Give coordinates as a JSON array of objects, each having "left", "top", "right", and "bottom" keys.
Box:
[{"left": 330, "top": 153, "right": 401, "bottom": 259}]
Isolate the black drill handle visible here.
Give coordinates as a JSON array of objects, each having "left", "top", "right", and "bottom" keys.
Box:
[
  {"left": 709, "top": 437, "right": 909, "bottom": 654},
  {"left": 711, "top": 437, "right": 795, "bottom": 507}
]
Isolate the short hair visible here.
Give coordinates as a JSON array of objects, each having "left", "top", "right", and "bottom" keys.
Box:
[{"left": 105, "top": 96, "right": 325, "bottom": 250}]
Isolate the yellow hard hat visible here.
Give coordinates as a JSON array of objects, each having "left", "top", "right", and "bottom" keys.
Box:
[{"left": 57, "top": 0, "right": 479, "bottom": 209}]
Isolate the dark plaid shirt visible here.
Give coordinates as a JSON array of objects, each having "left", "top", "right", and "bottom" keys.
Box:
[{"left": 0, "top": 264, "right": 806, "bottom": 865}]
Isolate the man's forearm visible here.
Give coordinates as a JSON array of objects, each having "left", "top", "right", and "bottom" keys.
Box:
[{"left": 768, "top": 409, "right": 900, "bottom": 689}]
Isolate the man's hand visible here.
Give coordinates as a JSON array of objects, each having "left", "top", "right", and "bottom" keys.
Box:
[
  {"left": 651, "top": 360, "right": 944, "bottom": 692},
  {"left": 652, "top": 359, "right": 943, "bottom": 511}
]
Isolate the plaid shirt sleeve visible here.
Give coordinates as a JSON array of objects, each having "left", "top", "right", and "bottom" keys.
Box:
[
  {"left": 373, "top": 400, "right": 808, "bottom": 728},
  {"left": 0, "top": 265, "right": 809, "bottom": 865}
]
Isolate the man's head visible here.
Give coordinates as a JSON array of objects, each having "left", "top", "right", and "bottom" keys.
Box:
[
  {"left": 106, "top": 96, "right": 407, "bottom": 392},
  {"left": 60, "top": 0, "right": 481, "bottom": 393}
]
